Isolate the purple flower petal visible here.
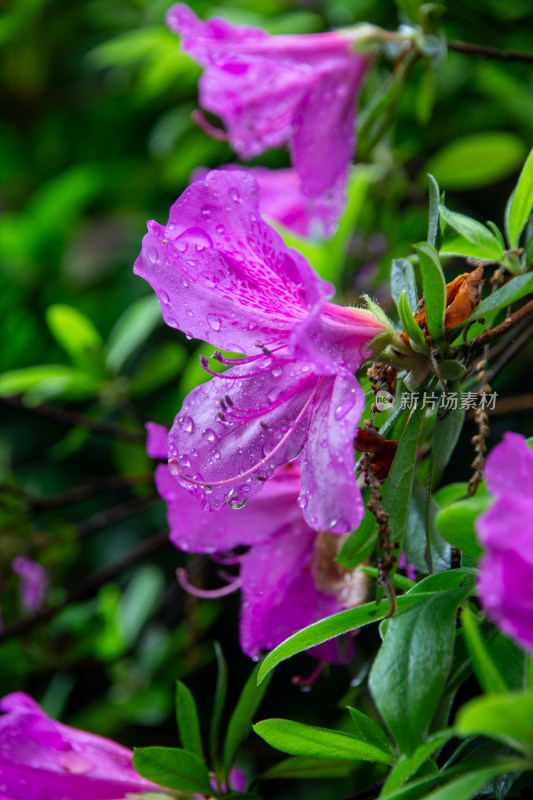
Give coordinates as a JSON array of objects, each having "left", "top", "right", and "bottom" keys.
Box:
[
  {"left": 300, "top": 372, "right": 366, "bottom": 533},
  {"left": 12, "top": 556, "right": 49, "bottom": 614},
  {"left": 155, "top": 462, "right": 302, "bottom": 553},
  {"left": 0, "top": 692, "right": 157, "bottom": 800},
  {"left": 476, "top": 433, "right": 533, "bottom": 653},
  {"left": 134, "top": 170, "right": 332, "bottom": 355},
  {"left": 168, "top": 4, "right": 371, "bottom": 230},
  {"left": 145, "top": 421, "right": 168, "bottom": 460}
]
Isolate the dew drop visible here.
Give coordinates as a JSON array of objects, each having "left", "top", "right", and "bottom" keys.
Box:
[
  {"left": 167, "top": 317, "right": 178, "bottom": 328},
  {"left": 179, "top": 454, "right": 191, "bottom": 468},
  {"left": 169, "top": 461, "right": 179, "bottom": 476},
  {"left": 207, "top": 313, "right": 222, "bottom": 332},
  {"left": 147, "top": 247, "right": 158, "bottom": 263},
  {"left": 177, "top": 241, "right": 187, "bottom": 252},
  {"left": 178, "top": 416, "right": 194, "bottom": 433},
  {"left": 225, "top": 488, "right": 239, "bottom": 503},
  {"left": 334, "top": 397, "right": 355, "bottom": 420},
  {"left": 169, "top": 443, "right": 178, "bottom": 458},
  {"left": 212, "top": 449, "right": 221, "bottom": 460},
  {"left": 229, "top": 187, "right": 240, "bottom": 202},
  {"left": 297, "top": 495, "right": 308, "bottom": 509},
  {"left": 271, "top": 366, "right": 283, "bottom": 378},
  {"left": 203, "top": 428, "right": 217, "bottom": 442},
  {"left": 216, "top": 224, "right": 226, "bottom": 235},
  {"left": 181, "top": 275, "right": 189, "bottom": 288},
  {"left": 158, "top": 289, "right": 170, "bottom": 304},
  {"left": 201, "top": 205, "right": 211, "bottom": 220}
]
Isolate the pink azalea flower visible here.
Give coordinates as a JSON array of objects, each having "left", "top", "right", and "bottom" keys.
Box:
[
  {"left": 476, "top": 432, "right": 533, "bottom": 653},
  {"left": 135, "top": 170, "right": 384, "bottom": 534},
  {"left": 12, "top": 556, "right": 49, "bottom": 613},
  {"left": 193, "top": 165, "right": 326, "bottom": 238},
  {"left": 147, "top": 422, "right": 369, "bottom": 662},
  {"left": 0, "top": 692, "right": 157, "bottom": 800},
  {"left": 168, "top": 3, "right": 371, "bottom": 234}
]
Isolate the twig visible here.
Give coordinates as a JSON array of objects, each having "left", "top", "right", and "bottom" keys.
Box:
[
  {"left": 469, "top": 298, "right": 533, "bottom": 350},
  {"left": 486, "top": 321, "right": 533, "bottom": 386},
  {"left": 448, "top": 39, "right": 533, "bottom": 64},
  {"left": 1, "top": 396, "right": 145, "bottom": 443},
  {"left": 77, "top": 493, "right": 159, "bottom": 539},
  {"left": 1, "top": 474, "right": 154, "bottom": 511},
  {"left": 0, "top": 531, "right": 170, "bottom": 642}
]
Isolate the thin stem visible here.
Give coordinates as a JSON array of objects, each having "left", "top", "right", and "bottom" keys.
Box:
[
  {"left": 448, "top": 39, "right": 533, "bottom": 64},
  {"left": 469, "top": 298, "right": 533, "bottom": 351},
  {"left": 2, "top": 474, "right": 153, "bottom": 511},
  {"left": 2, "top": 396, "right": 145, "bottom": 443}
]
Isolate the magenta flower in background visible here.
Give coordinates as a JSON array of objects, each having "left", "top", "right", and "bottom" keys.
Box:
[
  {"left": 193, "top": 165, "right": 327, "bottom": 238},
  {"left": 476, "top": 432, "right": 533, "bottom": 653},
  {"left": 135, "top": 170, "right": 384, "bottom": 534},
  {"left": 0, "top": 692, "right": 157, "bottom": 800},
  {"left": 12, "top": 556, "right": 49, "bottom": 613},
  {"left": 147, "top": 422, "right": 369, "bottom": 662},
  {"left": 168, "top": 3, "right": 371, "bottom": 235}
]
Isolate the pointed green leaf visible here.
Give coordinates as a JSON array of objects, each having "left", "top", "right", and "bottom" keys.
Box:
[
  {"left": 507, "top": 147, "right": 533, "bottom": 247},
  {"left": 46, "top": 304, "right": 103, "bottom": 373},
  {"left": 106, "top": 295, "right": 162, "bottom": 375},
  {"left": 369, "top": 588, "right": 469, "bottom": 755},
  {"left": 336, "top": 505, "right": 377, "bottom": 569},
  {"left": 223, "top": 663, "right": 272, "bottom": 777},
  {"left": 210, "top": 642, "right": 228, "bottom": 773},
  {"left": 261, "top": 756, "right": 354, "bottom": 780},
  {"left": 439, "top": 206, "right": 504, "bottom": 261},
  {"left": 176, "top": 681, "right": 204, "bottom": 760},
  {"left": 413, "top": 243, "right": 446, "bottom": 341},
  {"left": 435, "top": 496, "right": 489, "bottom": 558},
  {"left": 253, "top": 719, "right": 396, "bottom": 764},
  {"left": 460, "top": 607, "right": 508, "bottom": 694},
  {"left": 132, "top": 747, "right": 212, "bottom": 794},
  {"left": 257, "top": 594, "right": 433, "bottom": 684},
  {"left": 347, "top": 707, "right": 393, "bottom": 755},
  {"left": 398, "top": 290, "right": 429, "bottom": 352},
  {"left": 427, "top": 174, "right": 440, "bottom": 247},
  {"left": 456, "top": 691, "right": 533, "bottom": 752},
  {"left": 381, "top": 731, "right": 453, "bottom": 794}
]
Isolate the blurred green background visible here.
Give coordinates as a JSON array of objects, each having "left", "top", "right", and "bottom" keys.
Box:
[{"left": 1, "top": 0, "right": 533, "bottom": 796}]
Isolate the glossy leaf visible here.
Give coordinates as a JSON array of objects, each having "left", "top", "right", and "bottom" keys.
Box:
[
  {"left": 381, "top": 731, "right": 453, "bottom": 794},
  {"left": 0, "top": 364, "right": 100, "bottom": 401},
  {"left": 369, "top": 588, "right": 469, "bottom": 755},
  {"left": 439, "top": 206, "right": 504, "bottom": 261},
  {"left": 106, "top": 295, "right": 162, "bottom": 374},
  {"left": 253, "top": 719, "right": 396, "bottom": 764},
  {"left": 506, "top": 147, "right": 533, "bottom": 247},
  {"left": 132, "top": 746, "right": 212, "bottom": 794},
  {"left": 336, "top": 504, "right": 377, "bottom": 569},
  {"left": 176, "top": 681, "right": 204, "bottom": 760},
  {"left": 432, "top": 390, "right": 465, "bottom": 471},
  {"left": 223, "top": 663, "right": 272, "bottom": 777},
  {"left": 347, "top": 707, "right": 393, "bottom": 755},
  {"left": 435, "top": 496, "right": 489, "bottom": 558},
  {"left": 456, "top": 691, "right": 533, "bottom": 751},
  {"left": 427, "top": 174, "right": 440, "bottom": 248},
  {"left": 257, "top": 594, "right": 433, "bottom": 684},
  {"left": 414, "top": 243, "right": 446, "bottom": 341}
]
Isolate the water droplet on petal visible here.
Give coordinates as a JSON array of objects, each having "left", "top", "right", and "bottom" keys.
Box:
[
  {"left": 212, "top": 449, "right": 221, "bottom": 460},
  {"left": 178, "top": 416, "right": 194, "bottom": 433},
  {"left": 271, "top": 366, "right": 283, "bottom": 378},
  {"left": 334, "top": 397, "right": 356, "bottom": 420},
  {"left": 203, "top": 428, "right": 217, "bottom": 442},
  {"left": 179, "top": 454, "right": 191, "bottom": 468},
  {"left": 201, "top": 205, "right": 211, "bottom": 220},
  {"left": 181, "top": 275, "right": 189, "bottom": 288},
  {"left": 207, "top": 313, "right": 222, "bottom": 332},
  {"left": 229, "top": 187, "right": 240, "bottom": 202},
  {"left": 147, "top": 247, "right": 158, "bottom": 263},
  {"left": 297, "top": 494, "right": 308, "bottom": 509},
  {"left": 158, "top": 289, "right": 170, "bottom": 304},
  {"left": 216, "top": 224, "right": 226, "bottom": 235}
]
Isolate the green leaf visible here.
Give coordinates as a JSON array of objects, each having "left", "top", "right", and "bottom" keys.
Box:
[
  {"left": 506, "top": 147, "right": 533, "bottom": 248},
  {"left": 257, "top": 593, "right": 432, "bottom": 684},
  {"left": 46, "top": 304, "right": 104, "bottom": 374},
  {"left": 336, "top": 505, "right": 377, "bottom": 569},
  {"left": 394, "top": 0, "right": 422, "bottom": 23},
  {"left": 369, "top": 588, "right": 469, "bottom": 755},
  {"left": 432, "top": 391, "right": 466, "bottom": 471},
  {"left": 408, "top": 568, "right": 476, "bottom": 595},
  {"left": 439, "top": 206, "right": 504, "bottom": 261},
  {"left": 456, "top": 691, "right": 533, "bottom": 752},
  {"left": 407, "top": 763, "right": 528, "bottom": 800},
  {"left": 347, "top": 707, "right": 393, "bottom": 755},
  {"left": 398, "top": 291, "right": 428, "bottom": 352},
  {"left": 382, "top": 403, "right": 426, "bottom": 576},
  {"left": 403, "top": 484, "right": 451, "bottom": 575},
  {"left": 427, "top": 174, "right": 440, "bottom": 248},
  {"left": 132, "top": 747, "right": 212, "bottom": 794},
  {"left": 261, "top": 756, "right": 354, "bottom": 780},
  {"left": 106, "top": 295, "right": 163, "bottom": 375},
  {"left": 0, "top": 365, "right": 100, "bottom": 401},
  {"left": 413, "top": 243, "right": 446, "bottom": 341},
  {"left": 460, "top": 607, "right": 508, "bottom": 694},
  {"left": 426, "top": 132, "right": 526, "bottom": 190},
  {"left": 210, "top": 642, "right": 228, "bottom": 773},
  {"left": 176, "top": 681, "right": 204, "bottom": 760},
  {"left": 435, "top": 496, "right": 489, "bottom": 558},
  {"left": 253, "top": 719, "right": 396, "bottom": 764},
  {"left": 381, "top": 731, "right": 453, "bottom": 794},
  {"left": 436, "top": 361, "right": 467, "bottom": 381},
  {"left": 391, "top": 258, "right": 418, "bottom": 313},
  {"left": 223, "top": 663, "right": 272, "bottom": 777}
]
